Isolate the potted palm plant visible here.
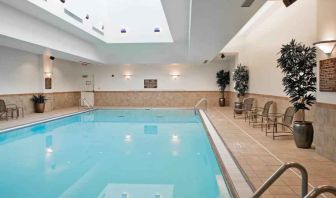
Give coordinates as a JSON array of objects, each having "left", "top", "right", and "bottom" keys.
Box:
[
  {"left": 216, "top": 70, "right": 230, "bottom": 106},
  {"left": 32, "top": 94, "right": 47, "bottom": 113},
  {"left": 233, "top": 64, "right": 249, "bottom": 114},
  {"left": 277, "top": 39, "right": 317, "bottom": 148}
]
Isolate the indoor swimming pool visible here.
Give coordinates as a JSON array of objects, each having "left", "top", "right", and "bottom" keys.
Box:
[{"left": 0, "top": 109, "right": 232, "bottom": 198}]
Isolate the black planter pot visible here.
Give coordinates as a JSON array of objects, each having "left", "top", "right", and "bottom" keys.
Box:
[
  {"left": 293, "top": 121, "right": 314, "bottom": 148},
  {"left": 234, "top": 102, "right": 243, "bottom": 114},
  {"left": 219, "top": 98, "right": 225, "bottom": 107}
]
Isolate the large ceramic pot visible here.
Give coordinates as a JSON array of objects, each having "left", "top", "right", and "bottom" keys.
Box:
[
  {"left": 234, "top": 102, "right": 243, "bottom": 114},
  {"left": 293, "top": 121, "right": 314, "bottom": 148},
  {"left": 219, "top": 98, "right": 225, "bottom": 107},
  {"left": 34, "top": 103, "right": 45, "bottom": 113}
]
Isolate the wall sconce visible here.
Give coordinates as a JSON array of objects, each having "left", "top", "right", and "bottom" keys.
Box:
[
  {"left": 123, "top": 74, "right": 132, "bottom": 80},
  {"left": 44, "top": 72, "right": 53, "bottom": 78},
  {"left": 171, "top": 74, "right": 180, "bottom": 80},
  {"left": 313, "top": 40, "right": 336, "bottom": 55}
]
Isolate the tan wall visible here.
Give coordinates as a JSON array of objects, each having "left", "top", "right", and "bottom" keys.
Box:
[
  {"left": 94, "top": 91, "right": 229, "bottom": 107},
  {"left": 0, "top": 92, "right": 80, "bottom": 115},
  {"left": 314, "top": 103, "right": 336, "bottom": 162}
]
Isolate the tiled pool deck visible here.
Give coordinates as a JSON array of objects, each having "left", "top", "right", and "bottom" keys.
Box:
[
  {"left": 0, "top": 107, "right": 335, "bottom": 197},
  {"left": 208, "top": 107, "right": 336, "bottom": 198}
]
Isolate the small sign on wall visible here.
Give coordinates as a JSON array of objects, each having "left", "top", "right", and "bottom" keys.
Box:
[
  {"left": 320, "top": 57, "right": 336, "bottom": 92},
  {"left": 144, "top": 79, "right": 157, "bottom": 88},
  {"left": 45, "top": 78, "right": 52, "bottom": 89}
]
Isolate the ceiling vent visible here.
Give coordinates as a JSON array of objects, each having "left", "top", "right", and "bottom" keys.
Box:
[
  {"left": 64, "top": 9, "right": 83, "bottom": 23},
  {"left": 241, "top": 0, "right": 255, "bottom": 7},
  {"left": 92, "top": 26, "right": 104, "bottom": 35}
]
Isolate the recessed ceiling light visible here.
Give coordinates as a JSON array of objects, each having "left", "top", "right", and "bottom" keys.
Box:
[
  {"left": 60, "top": 0, "right": 65, "bottom": 3},
  {"left": 154, "top": 27, "right": 160, "bottom": 33},
  {"left": 121, "top": 28, "right": 127, "bottom": 34}
]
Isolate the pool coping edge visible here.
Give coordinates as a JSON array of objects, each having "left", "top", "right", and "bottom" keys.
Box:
[
  {"left": 199, "top": 110, "right": 254, "bottom": 198},
  {"left": 0, "top": 109, "right": 95, "bottom": 134}
]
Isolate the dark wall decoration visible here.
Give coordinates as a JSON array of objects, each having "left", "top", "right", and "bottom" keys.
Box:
[
  {"left": 320, "top": 57, "right": 336, "bottom": 92},
  {"left": 144, "top": 79, "right": 157, "bottom": 88},
  {"left": 45, "top": 78, "right": 52, "bottom": 89}
]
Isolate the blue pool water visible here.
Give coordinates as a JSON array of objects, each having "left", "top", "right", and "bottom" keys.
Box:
[{"left": 0, "top": 109, "right": 231, "bottom": 198}]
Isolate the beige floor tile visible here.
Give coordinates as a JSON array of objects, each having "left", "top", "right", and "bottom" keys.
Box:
[{"left": 208, "top": 107, "right": 336, "bottom": 197}]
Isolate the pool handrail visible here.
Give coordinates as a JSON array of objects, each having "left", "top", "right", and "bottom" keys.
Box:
[
  {"left": 252, "top": 162, "right": 308, "bottom": 198},
  {"left": 304, "top": 185, "right": 336, "bottom": 198},
  {"left": 194, "top": 98, "right": 208, "bottom": 115},
  {"left": 79, "top": 98, "right": 93, "bottom": 109}
]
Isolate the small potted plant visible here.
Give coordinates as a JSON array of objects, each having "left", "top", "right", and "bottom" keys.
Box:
[
  {"left": 216, "top": 70, "right": 230, "bottom": 106},
  {"left": 233, "top": 64, "right": 249, "bottom": 114},
  {"left": 277, "top": 39, "right": 316, "bottom": 148},
  {"left": 31, "top": 94, "right": 47, "bottom": 113}
]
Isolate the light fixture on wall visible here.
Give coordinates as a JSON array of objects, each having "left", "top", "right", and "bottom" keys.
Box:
[
  {"left": 44, "top": 72, "right": 53, "bottom": 89},
  {"left": 44, "top": 72, "right": 53, "bottom": 78},
  {"left": 123, "top": 74, "right": 132, "bottom": 80},
  {"left": 313, "top": 40, "right": 336, "bottom": 55},
  {"left": 170, "top": 74, "right": 180, "bottom": 80}
]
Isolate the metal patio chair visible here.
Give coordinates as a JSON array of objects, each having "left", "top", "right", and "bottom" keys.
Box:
[
  {"left": 250, "top": 101, "right": 273, "bottom": 130},
  {"left": 234, "top": 98, "right": 255, "bottom": 122},
  {"left": 0, "top": 99, "right": 18, "bottom": 120},
  {"left": 266, "top": 106, "right": 296, "bottom": 139}
]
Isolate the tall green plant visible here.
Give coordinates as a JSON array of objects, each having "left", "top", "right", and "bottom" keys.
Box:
[
  {"left": 277, "top": 39, "right": 317, "bottom": 121},
  {"left": 216, "top": 70, "right": 230, "bottom": 98},
  {"left": 233, "top": 64, "right": 249, "bottom": 99}
]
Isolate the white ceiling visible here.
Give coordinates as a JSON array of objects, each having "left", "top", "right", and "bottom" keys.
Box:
[
  {"left": 63, "top": 0, "right": 174, "bottom": 43},
  {"left": 0, "top": 0, "right": 267, "bottom": 65}
]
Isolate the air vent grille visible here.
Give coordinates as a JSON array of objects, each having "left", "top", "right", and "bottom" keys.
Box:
[
  {"left": 64, "top": 9, "right": 83, "bottom": 23},
  {"left": 92, "top": 26, "right": 104, "bottom": 35}
]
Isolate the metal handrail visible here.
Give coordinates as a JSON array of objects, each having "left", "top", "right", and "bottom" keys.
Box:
[
  {"left": 305, "top": 185, "right": 336, "bottom": 198},
  {"left": 252, "top": 162, "right": 308, "bottom": 198},
  {"left": 194, "top": 98, "right": 208, "bottom": 114},
  {"left": 79, "top": 98, "right": 93, "bottom": 109}
]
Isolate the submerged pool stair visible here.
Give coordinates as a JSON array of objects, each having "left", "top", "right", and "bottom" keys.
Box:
[{"left": 252, "top": 162, "right": 336, "bottom": 198}]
